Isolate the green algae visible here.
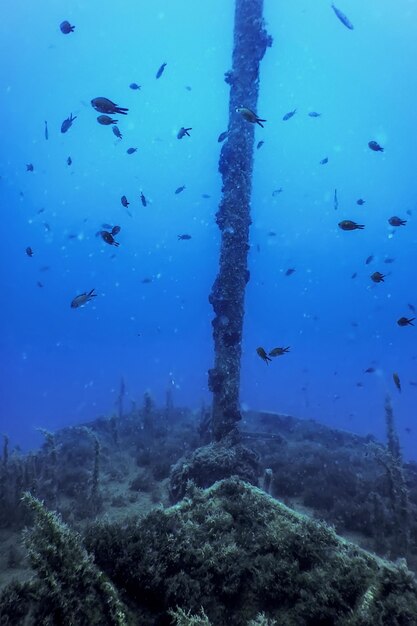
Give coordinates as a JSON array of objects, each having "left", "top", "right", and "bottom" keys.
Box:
[{"left": 2, "top": 479, "right": 417, "bottom": 625}]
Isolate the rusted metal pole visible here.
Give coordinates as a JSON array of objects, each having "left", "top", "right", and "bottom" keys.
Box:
[{"left": 209, "top": 0, "right": 271, "bottom": 442}]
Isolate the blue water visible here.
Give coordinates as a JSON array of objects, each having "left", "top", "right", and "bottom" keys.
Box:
[{"left": 1, "top": 0, "right": 416, "bottom": 458}]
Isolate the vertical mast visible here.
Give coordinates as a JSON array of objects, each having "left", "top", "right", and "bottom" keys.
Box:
[{"left": 209, "top": 0, "right": 271, "bottom": 442}]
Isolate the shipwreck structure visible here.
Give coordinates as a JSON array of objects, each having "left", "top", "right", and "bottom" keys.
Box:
[{"left": 209, "top": 0, "right": 272, "bottom": 442}]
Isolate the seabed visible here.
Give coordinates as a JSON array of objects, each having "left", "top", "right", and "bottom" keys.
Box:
[{"left": 1, "top": 400, "right": 417, "bottom": 624}]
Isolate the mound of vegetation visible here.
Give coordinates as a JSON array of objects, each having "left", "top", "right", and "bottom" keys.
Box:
[{"left": 2, "top": 479, "right": 417, "bottom": 625}]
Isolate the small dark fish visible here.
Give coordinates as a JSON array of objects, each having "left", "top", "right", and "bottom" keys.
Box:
[
  {"left": 37, "top": 281, "right": 44, "bottom": 288},
  {"left": 44, "top": 121, "right": 48, "bottom": 140},
  {"left": 257, "top": 140, "right": 264, "bottom": 150},
  {"left": 175, "top": 186, "right": 186, "bottom": 194},
  {"left": 127, "top": 147, "right": 137, "bottom": 154},
  {"left": 338, "top": 220, "right": 364, "bottom": 231},
  {"left": 218, "top": 131, "right": 228, "bottom": 143},
  {"left": 397, "top": 317, "right": 415, "bottom": 327},
  {"left": 98, "top": 230, "right": 120, "bottom": 246},
  {"left": 331, "top": 4, "right": 354, "bottom": 30},
  {"left": 91, "top": 97, "right": 128, "bottom": 115},
  {"left": 308, "top": 112, "right": 321, "bottom": 117},
  {"left": 405, "top": 427, "right": 412, "bottom": 434},
  {"left": 202, "top": 194, "right": 211, "bottom": 199},
  {"left": 101, "top": 223, "right": 113, "bottom": 230},
  {"left": 67, "top": 156, "right": 72, "bottom": 166},
  {"left": 356, "top": 199, "right": 365, "bottom": 205},
  {"left": 129, "top": 83, "right": 141, "bottom": 90},
  {"left": 26, "top": 163, "right": 34, "bottom": 172},
  {"left": 71, "top": 289, "right": 96, "bottom": 309},
  {"left": 285, "top": 268, "right": 296, "bottom": 276},
  {"left": 68, "top": 234, "right": 77, "bottom": 240},
  {"left": 140, "top": 192, "right": 147, "bottom": 207},
  {"left": 178, "top": 234, "right": 191, "bottom": 240},
  {"left": 111, "top": 225, "right": 121, "bottom": 236},
  {"left": 269, "top": 346, "right": 290, "bottom": 357},
  {"left": 410, "top": 381, "right": 417, "bottom": 387},
  {"left": 112, "top": 126, "right": 122, "bottom": 139},
  {"left": 121, "top": 195, "right": 129, "bottom": 208},
  {"left": 384, "top": 257, "right": 395, "bottom": 264},
  {"left": 185, "top": 85, "right": 192, "bottom": 91},
  {"left": 268, "top": 231, "right": 277, "bottom": 237},
  {"left": 408, "top": 303, "right": 416, "bottom": 313},
  {"left": 319, "top": 157, "right": 328, "bottom": 165},
  {"left": 351, "top": 272, "right": 357, "bottom": 279},
  {"left": 25, "top": 247, "right": 33, "bottom": 257},
  {"left": 356, "top": 382, "right": 364, "bottom": 388},
  {"left": 388, "top": 216, "right": 406, "bottom": 227},
  {"left": 97, "top": 115, "right": 118, "bottom": 125},
  {"left": 364, "top": 367, "right": 375, "bottom": 373},
  {"left": 365, "top": 255, "right": 374, "bottom": 265},
  {"left": 282, "top": 109, "right": 296, "bottom": 121},
  {"left": 371, "top": 271, "right": 385, "bottom": 283},
  {"left": 256, "top": 346, "right": 271, "bottom": 364},
  {"left": 406, "top": 209, "right": 413, "bottom": 216},
  {"left": 334, "top": 189, "right": 338, "bottom": 211},
  {"left": 272, "top": 188, "right": 283, "bottom": 196},
  {"left": 393, "top": 372, "right": 401, "bottom": 392},
  {"left": 60, "top": 20, "right": 75, "bottom": 34},
  {"left": 43, "top": 222, "right": 51, "bottom": 232},
  {"left": 156, "top": 62, "right": 167, "bottom": 79},
  {"left": 40, "top": 266, "right": 50, "bottom": 272},
  {"left": 368, "top": 140, "right": 384, "bottom": 152},
  {"left": 141, "top": 278, "right": 152, "bottom": 284},
  {"left": 61, "top": 113, "right": 77, "bottom": 134},
  {"left": 177, "top": 127, "right": 192, "bottom": 139},
  {"left": 236, "top": 107, "right": 266, "bottom": 127}
]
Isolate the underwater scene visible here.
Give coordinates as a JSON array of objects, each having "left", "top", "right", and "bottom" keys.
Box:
[{"left": 2, "top": 0, "right": 417, "bottom": 624}]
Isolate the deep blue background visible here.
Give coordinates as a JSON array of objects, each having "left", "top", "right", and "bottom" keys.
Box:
[{"left": 1, "top": 0, "right": 417, "bottom": 458}]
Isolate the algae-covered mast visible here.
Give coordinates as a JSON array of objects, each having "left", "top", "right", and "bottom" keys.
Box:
[{"left": 208, "top": 0, "right": 271, "bottom": 442}]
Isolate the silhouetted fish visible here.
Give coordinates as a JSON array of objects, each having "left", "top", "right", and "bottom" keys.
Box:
[
  {"left": 156, "top": 62, "right": 167, "bottom": 79},
  {"left": 393, "top": 372, "right": 401, "bottom": 392},
  {"left": 368, "top": 140, "right": 384, "bottom": 152},
  {"left": 282, "top": 109, "right": 296, "bottom": 121},
  {"left": 60, "top": 20, "right": 75, "bottom": 34},
  {"left": 331, "top": 4, "right": 354, "bottom": 30},
  {"left": 61, "top": 113, "right": 76, "bottom": 133}
]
